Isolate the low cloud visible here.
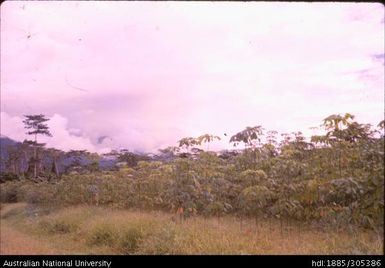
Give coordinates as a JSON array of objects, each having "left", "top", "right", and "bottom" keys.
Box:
[{"left": 0, "top": 112, "right": 110, "bottom": 153}]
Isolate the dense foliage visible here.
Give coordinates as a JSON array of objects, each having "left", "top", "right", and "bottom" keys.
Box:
[{"left": 1, "top": 113, "right": 384, "bottom": 232}]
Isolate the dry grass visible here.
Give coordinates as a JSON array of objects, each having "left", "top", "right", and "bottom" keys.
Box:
[
  {"left": 0, "top": 203, "right": 383, "bottom": 255},
  {"left": 0, "top": 203, "right": 67, "bottom": 255}
]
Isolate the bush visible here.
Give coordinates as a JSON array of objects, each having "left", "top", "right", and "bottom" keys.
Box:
[
  {"left": 22, "top": 183, "right": 57, "bottom": 205},
  {"left": 0, "top": 172, "right": 19, "bottom": 183},
  {"left": 40, "top": 218, "right": 79, "bottom": 234},
  {"left": 87, "top": 223, "right": 117, "bottom": 247},
  {"left": 0, "top": 181, "right": 22, "bottom": 203},
  {"left": 119, "top": 227, "right": 144, "bottom": 253},
  {"left": 138, "top": 223, "right": 178, "bottom": 254}
]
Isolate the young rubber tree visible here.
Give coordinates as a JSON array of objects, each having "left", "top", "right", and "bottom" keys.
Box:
[
  {"left": 314, "top": 113, "right": 355, "bottom": 177},
  {"left": 238, "top": 185, "right": 274, "bottom": 234},
  {"left": 197, "top": 134, "right": 221, "bottom": 151},
  {"left": 229, "top": 126, "right": 264, "bottom": 149},
  {"left": 230, "top": 126, "right": 264, "bottom": 169},
  {"left": 178, "top": 137, "right": 199, "bottom": 158}
]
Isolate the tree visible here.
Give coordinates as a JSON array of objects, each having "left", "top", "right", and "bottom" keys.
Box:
[
  {"left": 196, "top": 134, "right": 221, "bottom": 151},
  {"left": 238, "top": 185, "right": 274, "bottom": 233},
  {"left": 22, "top": 114, "right": 52, "bottom": 179},
  {"left": 117, "top": 149, "right": 150, "bottom": 167},
  {"left": 314, "top": 113, "right": 355, "bottom": 177},
  {"left": 178, "top": 137, "right": 198, "bottom": 152},
  {"left": 230, "top": 126, "right": 264, "bottom": 170},
  {"left": 46, "top": 148, "right": 65, "bottom": 179},
  {"left": 86, "top": 152, "right": 101, "bottom": 172},
  {"left": 65, "top": 150, "right": 88, "bottom": 173},
  {"left": 229, "top": 126, "right": 264, "bottom": 149},
  {"left": 378, "top": 120, "right": 384, "bottom": 133},
  {"left": 4, "top": 144, "right": 23, "bottom": 175},
  {"left": 158, "top": 146, "right": 180, "bottom": 157},
  {"left": 322, "top": 113, "right": 355, "bottom": 136},
  {"left": 238, "top": 169, "right": 267, "bottom": 187}
]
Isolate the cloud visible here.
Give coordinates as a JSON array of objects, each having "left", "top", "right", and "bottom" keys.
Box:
[
  {"left": 0, "top": 112, "right": 110, "bottom": 153},
  {"left": 1, "top": 2, "right": 384, "bottom": 152}
]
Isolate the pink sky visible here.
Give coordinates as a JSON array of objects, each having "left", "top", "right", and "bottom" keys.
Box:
[{"left": 1, "top": 1, "right": 384, "bottom": 153}]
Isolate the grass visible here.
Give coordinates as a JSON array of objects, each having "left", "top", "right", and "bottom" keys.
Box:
[{"left": 0, "top": 203, "right": 383, "bottom": 255}]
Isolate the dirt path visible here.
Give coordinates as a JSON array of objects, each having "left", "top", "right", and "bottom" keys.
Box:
[
  {"left": 0, "top": 203, "right": 64, "bottom": 255},
  {"left": 0, "top": 222, "right": 60, "bottom": 255}
]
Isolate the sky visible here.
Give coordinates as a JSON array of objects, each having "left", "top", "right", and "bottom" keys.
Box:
[{"left": 1, "top": 1, "right": 384, "bottom": 153}]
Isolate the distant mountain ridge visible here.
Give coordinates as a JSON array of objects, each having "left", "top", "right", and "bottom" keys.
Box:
[
  {"left": 0, "top": 135, "right": 240, "bottom": 175},
  {"left": 0, "top": 135, "right": 117, "bottom": 173}
]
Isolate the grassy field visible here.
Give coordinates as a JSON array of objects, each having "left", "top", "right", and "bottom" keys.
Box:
[{"left": 0, "top": 203, "right": 383, "bottom": 255}]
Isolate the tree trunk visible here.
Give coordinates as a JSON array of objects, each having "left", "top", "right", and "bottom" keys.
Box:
[
  {"left": 51, "top": 159, "right": 60, "bottom": 178},
  {"left": 22, "top": 150, "right": 28, "bottom": 174},
  {"left": 27, "top": 161, "right": 34, "bottom": 176},
  {"left": 12, "top": 163, "right": 16, "bottom": 174},
  {"left": 34, "top": 134, "right": 37, "bottom": 178},
  {"left": 338, "top": 147, "right": 342, "bottom": 177}
]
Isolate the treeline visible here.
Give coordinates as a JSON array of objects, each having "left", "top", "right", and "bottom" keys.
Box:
[
  {"left": 0, "top": 114, "right": 153, "bottom": 182},
  {"left": 0, "top": 113, "right": 384, "bottom": 231}
]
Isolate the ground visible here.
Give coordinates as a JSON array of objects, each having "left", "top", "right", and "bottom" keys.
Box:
[{"left": 0, "top": 203, "right": 383, "bottom": 255}]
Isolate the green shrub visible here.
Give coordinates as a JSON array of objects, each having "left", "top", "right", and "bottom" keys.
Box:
[{"left": 0, "top": 181, "right": 21, "bottom": 203}]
